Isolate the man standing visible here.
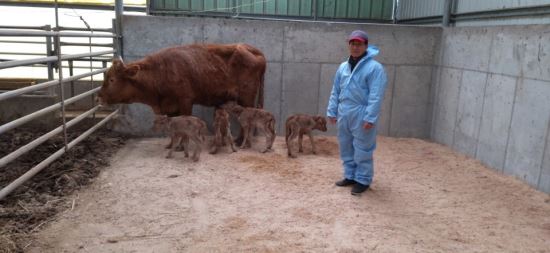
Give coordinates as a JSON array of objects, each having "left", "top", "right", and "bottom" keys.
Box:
[{"left": 327, "top": 30, "right": 387, "bottom": 196}]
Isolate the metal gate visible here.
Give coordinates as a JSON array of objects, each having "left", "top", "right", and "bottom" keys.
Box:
[{"left": 0, "top": 2, "right": 124, "bottom": 200}]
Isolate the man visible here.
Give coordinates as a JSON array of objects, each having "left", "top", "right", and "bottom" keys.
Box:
[{"left": 327, "top": 30, "right": 387, "bottom": 196}]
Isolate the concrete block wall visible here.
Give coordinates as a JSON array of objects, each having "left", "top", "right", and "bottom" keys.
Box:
[
  {"left": 431, "top": 26, "right": 550, "bottom": 193},
  {"left": 117, "top": 15, "right": 440, "bottom": 138}
]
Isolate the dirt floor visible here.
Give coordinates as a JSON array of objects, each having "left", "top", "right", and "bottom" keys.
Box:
[
  {"left": 10, "top": 135, "right": 550, "bottom": 252},
  {"left": 0, "top": 122, "right": 127, "bottom": 253}
]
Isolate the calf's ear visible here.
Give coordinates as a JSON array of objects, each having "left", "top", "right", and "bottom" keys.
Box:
[{"left": 315, "top": 116, "right": 326, "bottom": 124}]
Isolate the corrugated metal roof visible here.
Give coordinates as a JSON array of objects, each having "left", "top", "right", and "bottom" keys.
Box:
[
  {"left": 397, "top": 0, "right": 550, "bottom": 25},
  {"left": 149, "top": 0, "right": 394, "bottom": 21},
  {"left": 4, "top": 0, "right": 145, "bottom": 5}
]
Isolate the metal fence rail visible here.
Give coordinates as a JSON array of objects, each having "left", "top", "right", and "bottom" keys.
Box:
[
  {"left": 0, "top": 1, "right": 124, "bottom": 201},
  {"left": 0, "top": 109, "right": 119, "bottom": 200},
  {"left": 0, "top": 68, "right": 107, "bottom": 101},
  {"left": 0, "top": 49, "right": 115, "bottom": 69}
]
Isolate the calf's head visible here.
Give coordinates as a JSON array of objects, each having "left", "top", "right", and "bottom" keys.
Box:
[
  {"left": 314, "top": 116, "right": 328, "bottom": 132},
  {"left": 221, "top": 101, "right": 244, "bottom": 115},
  {"left": 152, "top": 115, "right": 170, "bottom": 132}
]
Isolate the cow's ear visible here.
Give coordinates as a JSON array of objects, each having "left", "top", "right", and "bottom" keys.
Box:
[
  {"left": 124, "top": 65, "right": 140, "bottom": 78},
  {"left": 315, "top": 116, "right": 326, "bottom": 124}
]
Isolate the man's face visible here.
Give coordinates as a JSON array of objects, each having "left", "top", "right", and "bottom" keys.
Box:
[{"left": 348, "top": 40, "right": 367, "bottom": 58}]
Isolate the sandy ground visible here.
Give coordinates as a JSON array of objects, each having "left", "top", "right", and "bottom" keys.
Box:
[{"left": 26, "top": 136, "right": 550, "bottom": 253}]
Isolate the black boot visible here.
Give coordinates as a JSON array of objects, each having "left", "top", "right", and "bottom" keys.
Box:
[
  {"left": 335, "top": 178, "right": 356, "bottom": 187},
  {"left": 351, "top": 183, "right": 369, "bottom": 195}
]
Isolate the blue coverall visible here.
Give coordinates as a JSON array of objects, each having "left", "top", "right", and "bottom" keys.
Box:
[{"left": 327, "top": 45, "right": 387, "bottom": 186}]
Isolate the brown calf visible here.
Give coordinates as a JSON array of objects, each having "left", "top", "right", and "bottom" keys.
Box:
[
  {"left": 153, "top": 115, "right": 207, "bottom": 161},
  {"left": 209, "top": 108, "right": 237, "bottom": 154},
  {"left": 285, "top": 114, "right": 327, "bottom": 158},
  {"left": 222, "top": 102, "right": 276, "bottom": 153}
]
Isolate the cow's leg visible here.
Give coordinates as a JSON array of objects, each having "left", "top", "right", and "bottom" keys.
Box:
[
  {"left": 209, "top": 145, "right": 218, "bottom": 155},
  {"left": 240, "top": 124, "right": 250, "bottom": 149},
  {"left": 209, "top": 141, "right": 219, "bottom": 154},
  {"left": 234, "top": 127, "right": 244, "bottom": 146},
  {"left": 287, "top": 129, "right": 298, "bottom": 158},
  {"left": 237, "top": 127, "right": 252, "bottom": 148},
  {"left": 165, "top": 139, "right": 173, "bottom": 149},
  {"left": 176, "top": 135, "right": 187, "bottom": 153},
  {"left": 185, "top": 136, "right": 191, "bottom": 158},
  {"left": 268, "top": 121, "right": 276, "bottom": 150},
  {"left": 166, "top": 136, "right": 178, "bottom": 158},
  {"left": 308, "top": 132, "right": 317, "bottom": 154},
  {"left": 260, "top": 125, "right": 270, "bottom": 153},
  {"left": 209, "top": 131, "right": 221, "bottom": 154},
  {"left": 298, "top": 133, "right": 304, "bottom": 153},
  {"left": 227, "top": 126, "right": 238, "bottom": 152},
  {"left": 191, "top": 135, "right": 202, "bottom": 162}
]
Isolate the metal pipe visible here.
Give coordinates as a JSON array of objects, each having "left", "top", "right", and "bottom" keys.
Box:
[
  {"left": 396, "top": 15, "right": 443, "bottom": 24},
  {"left": 60, "top": 42, "right": 114, "bottom": 47},
  {"left": 0, "top": 25, "right": 48, "bottom": 30},
  {"left": 312, "top": 0, "right": 317, "bottom": 20},
  {"left": 57, "top": 26, "right": 113, "bottom": 32},
  {"left": 69, "top": 60, "right": 75, "bottom": 97},
  {"left": 0, "top": 40, "right": 45, "bottom": 44},
  {"left": 0, "top": 106, "right": 100, "bottom": 168},
  {"left": 442, "top": 0, "right": 453, "bottom": 27},
  {"left": 0, "top": 57, "right": 112, "bottom": 63},
  {"left": 0, "top": 50, "right": 114, "bottom": 69},
  {"left": 0, "top": 40, "right": 114, "bottom": 47},
  {"left": 0, "top": 68, "right": 107, "bottom": 101},
  {"left": 115, "top": 0, "right": 124, "bottom": 58},
  {"left": 0, "top": 52, "right": 46, "bottom": 56},
  {"left": 0, "top": 87, "right": 100, "bottom": 134},
  {"left": 0, "top": 30, "right": 116, "bottom": 38},
  {"left": 0, "top": 109, "right": 118, "bottom": 201},
  {"left": 60, "top": 50, "right": 115, "bottom": 60},
  {"left": 54, "top": 0, "right": 69, "bottom": 151},
  {"left": 0, "top": 1, "right": 145, "bottom": 12},
  {"left": 45, "top": 25, "right": 54, "bottom": 87},
  {"left": 0, "top": 55, "right": 58, "bottom": 69}
]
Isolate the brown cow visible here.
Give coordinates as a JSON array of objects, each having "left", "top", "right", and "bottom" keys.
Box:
[
  {"left": 153, "top": 115, "right": 207, "bottom": 161},
  {"left": 209, "top": 107, "right": 237, "bottom": 154},
  {"left": 222, "top": 102, "right": 276, "bottom": 153},
  {"left": 285, "top": 114, "right": 327, "bottom": 158},
  {"left": 98, "top": 43, "right": 266, "bottom": 139}
]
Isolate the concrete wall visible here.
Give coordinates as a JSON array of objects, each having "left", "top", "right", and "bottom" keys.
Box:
[
  {"left": 431, "top": 25, "right": 550, "bottom": 193},
  {"left": 116, "top": 15, "right": 441, "bottom": 138}
]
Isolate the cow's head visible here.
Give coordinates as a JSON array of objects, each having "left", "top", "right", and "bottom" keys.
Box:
[
  {"left": 314, "top": 116, "right": 328, "bottom": 132},
  {"left": 152, "top": 114, "right": 170, "bottom": 133},
  {"left": 97, "top": 58, "right": 142, "bottom": 105},
  {"left": 221, "top": 101, "right": 243, "bottom": 116}
]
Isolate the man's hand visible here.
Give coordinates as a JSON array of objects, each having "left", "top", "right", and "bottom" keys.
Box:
[
  {"left": 328, "top": 117, "right": 337, "bottom": 124},
  {"left": 363, "top": 122, "right": 374, "bottom": 130}
]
